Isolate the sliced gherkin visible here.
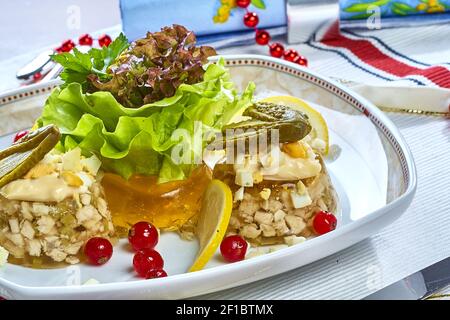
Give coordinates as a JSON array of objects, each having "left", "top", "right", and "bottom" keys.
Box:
[
  {"left": 0, "top": 125, "right": 60, "bottom": 189},
  {"left": 214, "top": 102, "right": 312, "bottom": 149}
]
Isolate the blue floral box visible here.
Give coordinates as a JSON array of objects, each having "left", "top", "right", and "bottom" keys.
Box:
[
  {"left": 120, "top": 0, "right": 450, "bottom": 42},
  {"left": 341, "top": 0, "right": 450, "bottom": 20},
  {"left": 120, "top": 0, "right": 286, "bottom": 42}
]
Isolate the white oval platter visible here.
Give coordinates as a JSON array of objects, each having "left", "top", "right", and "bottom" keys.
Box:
[{"left": 0, "top": 55, "right": 416, "bottom": 299}]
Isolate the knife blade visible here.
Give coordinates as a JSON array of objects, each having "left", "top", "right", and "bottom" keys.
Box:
[{"left": 365, "top": 257, "right": 450, "bottom": 300}]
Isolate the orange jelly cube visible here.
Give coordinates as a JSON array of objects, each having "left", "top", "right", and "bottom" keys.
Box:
[{"left": 102, "top": 165, "right": 212, "bottom": 234}]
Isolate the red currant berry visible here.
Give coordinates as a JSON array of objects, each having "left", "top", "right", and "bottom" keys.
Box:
[
  {"left": 283, "top": 49, "right": 299, "bottom": 62},
  {"left": 294, "top": 55, "right": 308, "bottom": 67},
  {"left": 133, "top": 248, "right": 164, "bottom": 278},
  {"left": 255, "top": 30, "right": 271, "bottom": 46},
  {"left": 146, "top": 269, "right": 168, "bottom": 279},
  {"left": 269, "top": 42, "right": 284, "bottom": 58},
  {"left": 128, "top": 221, "right": 159, "bottom": 252},
  {"left": 313, "top": 211, "right": 337, "bottom": 235},
  {"left": 78, "top": 33, "right": 93, "bottom": 46},
  {"left": 60, "top": 39, "right": 75, "bottom": 52},
  {"left": 32, "top": 72, "right": 42, "bottom": 81},
  {"left": 236, "top": 0, "right": 251, "bottom": 8},
  {"left": 220, "top": 235, "right": 248, "bottom": 263},
  {"left": 84, "top": 237, "right": 113, "bottom": 265},
  {"left": 98, "top": 34, "right": 112, "bottom": 47},
  {"left": 13, "top": 130, "right": 29, "bottom": 143},
  {"left": 244, "top": 12, "right": 259, "bottom": 28}
]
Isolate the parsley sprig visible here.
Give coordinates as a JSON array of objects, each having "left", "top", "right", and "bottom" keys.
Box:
[{"left": 51, "top": 33, "right": 129, "bottom": 90}]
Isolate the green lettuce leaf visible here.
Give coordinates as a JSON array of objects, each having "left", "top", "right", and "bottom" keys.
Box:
[{"left": 37, "top": 58, "right": 254, "bottom": 183}]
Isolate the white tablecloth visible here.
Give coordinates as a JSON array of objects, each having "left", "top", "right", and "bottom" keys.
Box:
[{"left": 1, "top": 15, "right": 449, "bottom": 299}]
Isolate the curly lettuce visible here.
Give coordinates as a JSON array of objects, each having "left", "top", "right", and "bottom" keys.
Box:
[
  {"left": 52, "top": 25, "right": 217, "bottom": 109},
  {"left": 91, "top": 25, "right": 217, "bottom": 108},
  {"left": 37, "top": 59, "right": 254, "bottom": 183}
]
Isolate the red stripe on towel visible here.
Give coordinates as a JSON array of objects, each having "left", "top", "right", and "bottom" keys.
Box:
[{"left": 320, "top": 22, "right": 450, "bottom": 88}]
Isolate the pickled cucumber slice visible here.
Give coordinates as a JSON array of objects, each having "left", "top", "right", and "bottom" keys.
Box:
[
  {"left": 215, "top": 102, "right": 312, "bottom": 149},
  {"left": 0, "top": 125, "right": 60, "bottom": 188}
]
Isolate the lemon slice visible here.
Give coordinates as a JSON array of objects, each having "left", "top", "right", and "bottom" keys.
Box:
[
  {"left": 260, "top": 95, "right": 329, "bottom": 155},
  {"left": 189, "top": 179, "right": 233, "bottom": 272}
]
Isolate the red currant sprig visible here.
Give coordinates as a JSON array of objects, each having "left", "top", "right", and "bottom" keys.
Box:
[
  {"left": 55, "top": 33, "right": 112, "bottom": 53},
  {"left": 128, "top": 221, "right": 159, "bottom": 252},
  {"left": 269, "top": 43, "right": 284, "bottom": 58},
  {"left": 98, "top": 34, "right": 112, "bottom": 47},
  {"left": 313, "top": 211, "right": 337, "bottom": 235},
  {"left": 13, "top": 130, "right": 29, "bottom": 143},
  {"left": 255, "top": 30, "right": 271, "bottom": 45},
  {"left": 243, "top": 12, "right": 259, "bottom": 28},
  {"left": 56, "top": 39, "right": 76, "bottom": 53},
  {"left": 84, "top": 237, "right": 113, "bottom": 265},
  {"left": 79, "top": 34, "right": 94, "bottom": 46},
  {"left": 239, "top": 3, "right": 308, "bottom": 67},
  {"left": 236, "top": 0, "right": 252, "bottom": 8},
  {"left": 133, "top": 248, "right": 164, "bottom": 278},
  {"left": 220, "top": 235, "right": 248, "bottom": 262},
  {"left": 128, "top": 221, "right": 168, "bottom": 279}
]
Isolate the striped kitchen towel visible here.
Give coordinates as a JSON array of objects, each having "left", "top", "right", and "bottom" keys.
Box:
[
  {"left": 309, "top": 21, "right": 450, "bottom": 89},
  {"left": 220, "top": 21, "right": 450, "bottom": 114}
]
